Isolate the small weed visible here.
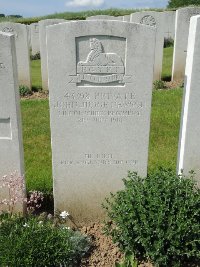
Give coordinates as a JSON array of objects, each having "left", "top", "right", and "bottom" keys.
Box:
[
  {"left": 19, "top": 85, "right": 32, "bottom": 97},
  {"left": 153, "top": 80, "right": 166, "bottom": 90}
]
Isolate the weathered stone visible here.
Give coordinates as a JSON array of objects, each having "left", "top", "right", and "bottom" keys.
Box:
[
  {"left": 172, "top": 7, "right": 200, "bottom": 81},
  {"left": 123, "top": 15, "right": 130, "bottom": 22},
  {"left": 130, "top": 11, "right": 165, "bottom": 81},
  {"left": 47, "top": 20, "right": 156, "bottom": 222},
  {"left": 0, "top": 32, "right": 25, "bottom": 212},
  {"left": 0, "top": 22, "right": 31, "bottom": 88},
  {"left": 177, "top": 15, "right": 200, "bottom": 186},
  {"left": 30, "top": 23, "right": 40, "bottom": 56},
  {"left": 39, "top": 19, "right": 65, "bottom": 90}
]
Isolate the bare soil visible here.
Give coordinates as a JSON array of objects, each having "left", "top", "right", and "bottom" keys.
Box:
[{"left": 80, "top": 223, "right": 152, "bottom": 267}]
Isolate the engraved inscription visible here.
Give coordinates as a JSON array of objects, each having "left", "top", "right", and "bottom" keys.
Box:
[
  {"left": 53, "top": 91, "right": 143, "bottom": 124},
  {"left": 69, "top": 38, "right": 131, "bottom": 85},
  {"left": 60, "top": 153, "right": 138, "bottom": 166},
  {"left": 0, "top": 118, "right": 11, "bottom": 139},
  {"left": 2, "top": 27, "right": 18, "bottom": 38},
  {"left": 140, "top": 15, "right": 156, "bottom": 27}
]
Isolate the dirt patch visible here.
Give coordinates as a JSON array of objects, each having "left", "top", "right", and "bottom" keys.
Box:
[
  {"left": 21, "top": 91, "right": 49, "bottom": 100},
  {"left": 164, "top": 79, "right": 183, "bottom": 89},
  {"left": 80, "top": 223, "right": 152, "bottom": 267}
]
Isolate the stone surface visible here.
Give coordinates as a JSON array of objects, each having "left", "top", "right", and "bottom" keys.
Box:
[
  {"left": 164, "top": 11, "right": 175, "bottom": 39},
  {"left": 39, "top": 19, "right": 65, "bottom": 90},
  {"left": 86, "top": 15, "right": 123, "bottom": 20},
  {"left": 0, "top": 32, "right": 25, "bottom": 211},
  {"left": 172, "top": 7, "right": 200, "bottom": 81},
  {"left": 130, "top": 11, "right": 165, "bottom": 81},
  {"left": 177, "top": 15, "right": 200, "bottom": 186},
  {"left": 47, "top": 20, "right": 156, "bottom": 222},
  {"left": 0, "top": 22, "right": 31, "bottom": 88},
  {"left": 30, "top": 23, "right": 40, "bottom": 56},
  {"left": 123, "top": 15, "right": 130, "bottom": 22}
]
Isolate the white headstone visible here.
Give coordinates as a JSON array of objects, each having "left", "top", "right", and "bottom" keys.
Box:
[
  {"left": 177, "top": 15, "right": 200, "bottom": 186},
  {"left": 0, "top": 22, "right": 31, "bottom": 88},
  {"left": 47, "top": 20, "right": 156, "bottom": 222},
  {"left": 39, "top": 19, "right": 65, "bottom": 90},
  {"left": 164, "top": 11, "right": 175, "bottom": 39},
  {"left": 30, "top": 23, "right": 40, "bottom": 56},
  {"left": 130, "top": 11, "right": 165, "bottom": 81},
  {"left": 86, "top": 15, "right": 123, "bottom": 21},
  {"left": 172, "top": 7, "right": 200, "bottom": 81},
  {"left": 0, "top": 32, "right": 25, "bottom": 212}
]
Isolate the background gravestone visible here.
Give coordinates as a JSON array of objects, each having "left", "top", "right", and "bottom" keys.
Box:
[
  {"left": 172, "top": 7, "right": 200, "bottom": 81},
  {"left": 47, "top": 20, "right": 156, "bottom": 222},
  {"left": 39, "top": 19, "right": 65, "bottom": 90},
  {"left": 0, "top": 31, "right": 25, "bottom": 212},
  {"left": 30, "top": 23, "right": 40, "bottom": 56},
  {"left": 164, "top": 11, "right": 175, "bottom": 40},
  {"left": 86, "top": 15, "right": 123, "bottom": 20},
  {"left": 0, "top": 22, "right": 31, "bottom": 88},
  {"left": 130, "top": 11, "right": 165, "bottom": 81},
  {"left": 177, "top": 15, "right": 200, "bottom": 186}
]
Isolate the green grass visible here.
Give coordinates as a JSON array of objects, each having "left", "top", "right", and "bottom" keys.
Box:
[
  {"left": 162, "top": 46, "right": 174, "bottom": 81},
  {"left": 148, "top": 88, "right": 183, "bottom": 172},
  {"left": 21, "top": 99, "right": 52, "bottom": 192},
  {"left": 31, "top": 59, "right": 42, "bottom": 91}
]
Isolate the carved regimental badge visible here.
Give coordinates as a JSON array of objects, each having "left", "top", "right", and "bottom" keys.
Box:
[
  {"left": 69, "top": 38, "right": 131, "bottom": 85},
  {"left": 2, "top": 27, "right": 18, "bottom": 38},
  {"left": 140, "top": 15, "right": 156, "bottom": 27}
]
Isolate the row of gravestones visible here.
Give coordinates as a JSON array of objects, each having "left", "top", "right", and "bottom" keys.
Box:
[
  {"left": 0, "top": 15, "right": 200, "bottom": 222},
  {"left": 1, "top": 7, "right": 200, "bottom": 93}
]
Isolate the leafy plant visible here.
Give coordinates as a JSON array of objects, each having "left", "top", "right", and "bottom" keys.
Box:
[
  {"left": 19, "top": 85, "right": 32, "bottom": 97},
  {"left": 31, "top": 52, "right": 40, "bottom": 60},
  {"left": 164, "top": 37, "right": 174, "bottom": 48},
  {"left": 0, "top": 213, "right": 90, "bottom": 267},
  {"left": 115, "top": 252, "right": 138, "bottom": 267},
  {"left": 153, "top": 80, "right": 166, "bottom": 90},
  {"left": 103, "top": 168, "right": 200, "bottom": 267}
]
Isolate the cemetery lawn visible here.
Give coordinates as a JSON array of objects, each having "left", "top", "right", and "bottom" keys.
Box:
[
  {"left": 162, "top": 46, "right": 173, "bottom": 81},
  {"left": 21, "top": 88, "right": 183, "bottom": 192},
  {"left": 31, "top": 59, "right": 42, "bottom": 91}
]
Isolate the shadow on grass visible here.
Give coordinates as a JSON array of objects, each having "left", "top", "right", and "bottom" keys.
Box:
[{"left": 162, "top": 75, "right": 172, "bottom": 82}]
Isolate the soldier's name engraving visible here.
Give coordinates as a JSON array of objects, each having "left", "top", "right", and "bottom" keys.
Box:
[{"left": 53, "top": 90, "right": 143, "bottom": 123}]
